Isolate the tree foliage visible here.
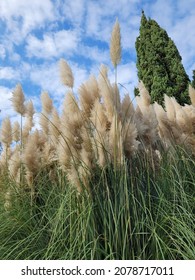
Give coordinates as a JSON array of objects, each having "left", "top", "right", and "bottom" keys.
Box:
[
  {"left": 191, "top": 70, "right": 195, "bottom": 89},
  {"left": 135, "top": 11, "right": 190, "bottom": 105}
]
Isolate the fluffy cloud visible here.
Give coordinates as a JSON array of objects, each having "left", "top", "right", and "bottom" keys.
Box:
[
  {"left": 108, "top": 62, "right": 138, "bottom": 101},
  {"left": 169, "top": 15, "right": 195, "bottom": 75},
  {"left": 28, "top": 60, "right": 91, "bottom": 115},
  {"left": 26, "top": 29, "right": 80, "bottom": 59},
  {"left": 85, "top": 0, "right": 140, "bottom": 44},
  {"left": 60, "top": 0, "right": 86, "bottom": 26},
  {"left": 0, "top": 0, "right": 55, "bottom": 40},
  {"left": 0, "top": 86, "right": 14, "bottom": 120},
  {"left": 0, "top": 44, "right": 6, "bottom": 59},
  {"left": 0, "top": 67, "right": 21, "bottom": 81},
  {"left": 29, "top": 61, "right": 89, "bottom": 97},
  {"left": 79, "top": 45, "right": 110, "bottom": 64},
  {"left": 29, "top": 62, "right": 64, "bottom": 100}
]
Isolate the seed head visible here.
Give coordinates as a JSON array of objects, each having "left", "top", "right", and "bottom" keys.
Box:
[
  {"left": 11, "top": 84, "right": 26, "bottom": 115},
  {"left": 110, "top": 19, "right": 121, "bottom": 67},
  {"left": 59, "top": 59, "right": 74, "bottom": 88}
]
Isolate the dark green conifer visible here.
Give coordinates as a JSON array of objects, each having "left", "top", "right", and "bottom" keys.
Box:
[
  {"left": 135, "top": 11, "right": 190, "bottom": 105},
  {"left": 191, "top": 70, "right": 195, "bottom": 88}
]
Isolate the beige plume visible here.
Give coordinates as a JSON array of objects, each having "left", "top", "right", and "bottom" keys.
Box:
[
  {"left": 110, "top": 19, "right": 121, "bottom": 67},
  {"left": 189, "top": 84, "right": 195, "bottom": 106},
  {"left": 8, "top": 145, "right": 21, "bottom": 181},
  {"left": 41, "top": 92, "right": 53, "bottom": 115},
  {"left": 23, "top": 133, "right": 40, "bottom": 186},
  {"left": 121, "top": 94, "right": 134, "bottom": 120},
  {"left": 79, "top": 75, "right": 99, "bottom": 118},
  {"left": 0, "top": 117, "right": 12, "bottom": 147},
  {"left": 12, "top": 121, "right": 20, "bottom": 142},
  {"left": 164, "top": 95, "right": 176, "bottom": 122},
  {"left": 49, "top": 108, "right": 61, "bottom": 145},
  {"left": 59, "top": 59, "right": 74, "bottom": 88},
  {"left": 11, "top": 84, "right": 26, "bottom": 115},
  {"left": 25, "top": 100, "right": 35, "bottom": 118},
  {"left": 137, "top": 81, "right": 151, "bottom": 107}
]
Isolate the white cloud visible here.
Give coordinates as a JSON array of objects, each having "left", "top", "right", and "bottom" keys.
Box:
[
  {"left": 169, "top": 15, "right": 195, "bottom": 74},
  {"left": 108, "top": 62, "right": 138, "bottom": 101},
  {"left": 0, "top": 44, "right": 6, "bottom": 59},
  {"left": 26, "top": 29, "right": 80, "bottom": 59},
  {"left": 60, "top": 0, "right": 86, "bottom": 27},
  {"left": 0, "top": 0, "right": 55, "bottom": 40},
  {"left": 79, "top": 45, "right": 110, "bottom": 64},
  {"left": 146, "top": 0, "right": 175, "bottom": 29},
  {"left": 29, "top": 61, "right": 88, "bottom": 97},
  {"left": 176, "top": 0, "right": 195, "bottom": 15},
  {"left": 85, "top": 0, "right": 140, "bottom": 44},
  {"left": 0, "top": 86, "right": 14, "bottom": 120},
  {"left": 118, "top": 63, "right": 138, "bottom": 88},
  {"left": 29, "top": 60, "right": 95, "bottom": 115},
  {"left": 0, "top": 67, "right": 20, "bottom": 81},
  {"left": 30, "top": 63, "right": 63, "bottom": 99},
  {"left": 0, "top": 0, "right": 57, "bottom": 62}
]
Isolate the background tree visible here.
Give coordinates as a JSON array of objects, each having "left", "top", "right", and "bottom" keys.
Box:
[
  {"left": 191, "top": 70, "right": 195, "bottom": 88},
  {"left": 135, "top": 11, "right": 190, "bottom": 105}
]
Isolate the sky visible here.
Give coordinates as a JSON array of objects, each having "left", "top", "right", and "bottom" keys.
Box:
[{"left": 0, "top": 0, "right": 195, "bottom": 124}]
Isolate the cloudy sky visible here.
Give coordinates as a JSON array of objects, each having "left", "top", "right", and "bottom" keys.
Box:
[{"left": 0, "top": 0, "right": 195, "bottom": 123}]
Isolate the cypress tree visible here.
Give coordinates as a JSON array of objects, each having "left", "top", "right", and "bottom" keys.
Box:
[
  {"left": 191, "top": 70, "right": 195, "bottom": 88},
  {"left": 135, "top": 11, "right": 190, "bottom": 105}
]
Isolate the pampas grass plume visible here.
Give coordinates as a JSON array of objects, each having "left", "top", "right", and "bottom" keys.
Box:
[
  {"left": 12, "top": 121, "right": 20, "bottom": 142},
  {"left": 123, "top": 121, "right": 139, "bottom": 157},
  {"left": 59, "top": 59, "right": 74, "bottom": 88},
  {"left": 39, "top": 113, "right": 49, "bottom": 136},
  {"left": 11, "top": 84, "right": 26, "bottom": 115},
  {"left": 110, "top": 19, "right": 121, "bottom": 67},
  {"left": 41, "top": 92, "right": 53, "bottom": 115},
  {"left": 22, "top": 117, "right": 34, "bottom": 141},
  {"left": 189, "top": 84, "right": 195, "bottom": 106},
  {"left": 8, "top": 145, "right": 21, "bottom": 181},
  {"left": 164, "top": 95, "right": 176, "bottom": 122},
  {"left": 57, "top": 135, "right": 72, "bottom": 170},
  {"left": 23, "top": 134, "right": 40, "bottom": 175},
  {"left": 137, "top": 81, "right": 151, "bottom": 107},
  {"left": 121, "top": 94, "right": 134, "bottom": 119},
  {"left": 62, "top": 90, "right": 80, "bottom": 118},
  {"left": 49, "top": 108, "right": 61, "bottom": 142},
  {"left": 79, "top": 75, "right": 99, "bottom": 118},
  {"left": 0, "top": 117, "right": 12, "bottom": 147},
  {"left": 25, "top": 100, "right": 35, "bottom": 118}
]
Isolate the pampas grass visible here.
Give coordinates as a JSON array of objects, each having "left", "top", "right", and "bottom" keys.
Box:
[
  {"left": 8, "top": 145, "right": 21, "bottom": 182},
  {"left": 0, "top": 117, "right": 12, "bottom": 148},
  {"left": 11, "top": 84, "right": 26, "bottom": 116},
  {"left": 1, "top": 72, "right": 195, "bottom": 190},
  {"left": 0, "top": 19, "right": 195, "bottom": 260},
  {"left": 189, "top": 84, "right": 195, "bottom": 106},
  {"left": 23, "top": 132, "right": 41, "bottom": 187},
  {"left": 78, "top": 75, "right": 100, "bottom": 118},
  {"left": 1, "top": 19, "right": 194, "bottom": 190},
  {"left": 12, "top": 121, "right": 20, "bottom": 142},
  {"left": 110, "top": 19, "right": 121, "bottom": 68},
  {"left": 49, "top": 108, "right": 61, "bottom": 146},
  {"left": 59, "top": 59, "right": 74, "bottom": 88}
]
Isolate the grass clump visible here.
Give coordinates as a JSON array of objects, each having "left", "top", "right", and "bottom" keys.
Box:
[{"left": 0, "top": 147, "right": 194, "bottom": 260}]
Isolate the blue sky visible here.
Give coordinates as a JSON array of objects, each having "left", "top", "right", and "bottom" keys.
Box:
[{"left": 0, "top": 0, "right": 195, "bottom": 124}]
